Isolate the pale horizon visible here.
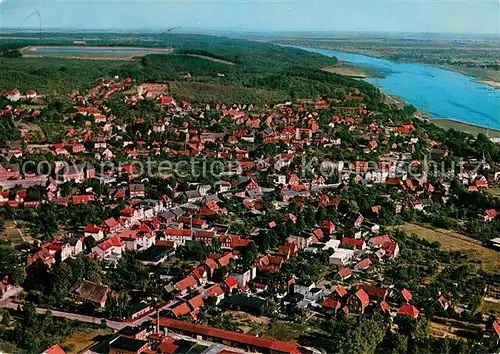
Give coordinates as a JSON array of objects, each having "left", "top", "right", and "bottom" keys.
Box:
[{"left": 0, "top": 0, "right": 499, "bottom": 35}]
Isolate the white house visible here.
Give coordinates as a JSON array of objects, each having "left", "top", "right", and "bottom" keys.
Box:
[
  {"left": 329, "top": 248, "right": 355, "bottom": 266},
  {"left": 84, "top": 225, "right": 105, "bottom": 242},
  {"left": 230, "top": 267, "right": 257, "bottom": 287}
]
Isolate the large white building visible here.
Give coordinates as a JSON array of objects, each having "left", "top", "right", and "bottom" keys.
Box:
[{"left": 329, "top": 248, "right": 356, "bottom": 266}]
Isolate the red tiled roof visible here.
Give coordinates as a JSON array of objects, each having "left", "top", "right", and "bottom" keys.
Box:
[
  {"left": 166, "top": 228, "right": 192, "bottom": 237},
  {"left": 205, "top": 284, "right": 224, "bottom": 297},
  {"left": 493, "top": 321, "right": 500, "bottom": 337},
  {"left": 188, "top": 294, "right": 204, "bottom": 310},
  {"left": 43, "top": 344, "right": 66, "bottom": 354},
  {"left": 333, "top": 285, "right": 348, "bottom": 298},
  {"left": 102, "top": 217, "right": 119, "bottom": 229},
  {"left": 338, "top": 267, "right": 352, "bottom": 279},
  {"left": 99, "top": 235, "right": 124, "bottom": 251},
  {"left": 357, "top": 258, "right": 372, "bottom": 269},
  {"left": 85, "top": 224, "right": 101, "bottom": 233},
  {"left": 358, "top": 284, "right": 387, "bottom": 298},
  {"left": 175, "top": 276, "right": 197, "bottom": 292},
  {"left": 224, "top": 276, "right": 238, "bottom": 289},
  {"left": 204, "top": 258, "right": 218, "bottom": 270},
  {"left": 341, "top": 237, "right": 365, "bottom": 248},
  {"left": 397, "top": 304, "right": 419, "bottom": 318},
  {"left": 156, "top": 318, "right": 300, "bottom": 353},
  {"left": 355, "top": 289, "right": 370, "bottom": 309},
  {"left": 217, "top": 253, "right": 233, "bottom": 267},
  {"left": 380, "top": 300, "right": 391, "bottom": 313},
  {"left": 322, "top": 298, "right": 341, "bottom": 310},
  {"left": 382, "top": 241, "right": 398, "bottom": 254},
  {"left": 192, "top": 266, "right": 207, "bottom": 281},
  {"left": 401, "top": 288, "right": 413, "bottom": 302},
  {"left": 157, "top": 341, "right": 179, "bottom": 354},
  {"left": 485, "top": 209, "right": 497, "bottom": 218},
  {"left": 369, "top": 235, "right": 391, "bottom": 246},
  {"left": 172, "top": 303, "right": 191, "bottom": 317}
]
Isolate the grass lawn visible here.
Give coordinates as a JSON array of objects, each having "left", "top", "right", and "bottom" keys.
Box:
[
  {"left": 0, "top": 339, "right": 19, "bottom": 353},
  {"left": 59, "top": 328, "right": 113, "bottom": 354},
  {"left": 487, "top": 187, "right": 500, "bottom": 196},
  {"left": 0, "top": 221, "right": 24, "bottom": 244},
  {"left": 431, "top": 119, "right": 500, "bottom": 138},
  {"left": 266, "top": 320, "right": 311, "bottom": 343},
  {"left": 388, "top": 222, "right": 500, "bottom": 274}
]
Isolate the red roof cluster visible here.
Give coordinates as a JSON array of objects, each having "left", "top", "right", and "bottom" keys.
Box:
[{"left": 156, "top": 318, "right": 300, "bottom": 353}]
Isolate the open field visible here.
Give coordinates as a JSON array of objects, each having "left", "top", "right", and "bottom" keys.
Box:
[
  {"left": 0, "top": 221, "right": 24, "bottom": 245},
  {"left": 323, "top": 65, "right": 366, "bottom": 78},
  {"left": 430, "top": 321, "right": 464, "bottom": 340},
  {"left": 177, "top": 54, "right": 234, "bottom": 65},
  {"left": 389, "top": 222, "right": 500, "bottom": 274},
  {"left": 21, "top": 45, "right": 173, "bottom": 59},
  {"left": 59, "top": 328, "right": 113, "bottom": 354},
  {"left": 478, "top": 298, "right": 500, "bottom": 316},
  {"left": 323, "top": 64, "right": 381, "bottom": 79},
  {"left": 431, "top": 118, "right": 500, "bottom": 138}
]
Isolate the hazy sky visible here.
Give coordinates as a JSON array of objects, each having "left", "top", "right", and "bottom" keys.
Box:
[{"left": 0, "top": 0, "right": 499, "bottom": 34}]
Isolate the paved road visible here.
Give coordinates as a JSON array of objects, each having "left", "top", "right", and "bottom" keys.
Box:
[{"left": 0, "top": 295, "right": 177, "bottom": 331}]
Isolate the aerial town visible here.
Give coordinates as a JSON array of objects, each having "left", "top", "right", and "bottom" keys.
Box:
[{"left": 0, "top": 67, "right": 498, "bottom": 354}]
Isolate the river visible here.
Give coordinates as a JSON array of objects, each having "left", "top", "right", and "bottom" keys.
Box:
[{"left": 293, "top": 46, "right": 500, "bottom": 130}]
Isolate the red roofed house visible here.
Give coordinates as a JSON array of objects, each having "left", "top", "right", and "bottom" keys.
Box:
[
  {"left": 27, "top": 248, "right": 55, "bottom": 268},
  {"left": 436, "top": 295, "right": 451, "bottom": 310},
  {"left": 475, "top": 177, "right": 488, "bottom": 189},
  {"left": 331, "top": 285, "right": 348, "bottom": 299},
  {"left": 368, "top": 235, "right": 391, "bottom": 248},
  {"left": 91, "top": 235, "right": 125, "bottom": 261},
  {"left": 191, "top": 266, "right": 208, "bottom": 286},
  {"left": 175, "top": 276, "right": 198, "bottom": 295},
  {"left": 380, "top": 300, "right": 391, "bottom": 314},
  {"left": 171, "top": 302, "right": 191, "bottom": 318},
  {"left": 202, "top": 284, "right": 225, "bottom": 304},
  {"left": 348, "top": 289, "right": 370, "bottom": 314},
  {"left": 401, "top": 288, "right": 413, "bottom": 303},
  {"left": 492, "top": 321, "right": 500, "bottom": 344},
  {"left": 340, "top": 237, "right": 366, "bottom": 250},
  {"left": 484, "top": 209, "right": 497, "bottom": 222},
  {"left": 322, "top": 298, "right": 341, "bottom": 314},
  {"left": 321, "top": 220, "right": 336, "bottom": 234},
  {"left": 382, "top": 241, "right": 400, "bottom": 260},
  {"left": 164, "top": 228, "right": 192, "bottom": 246},
  {"left": 217, "top": 252, "right": 234, "bottom": 268},
  {"left": 194, "top": 230, "right": 216, "bottom": 245},
  {"left": 338, "top": 267, "right": 352, "bottom": 280},
  {"left": 204, "top": 258, "right": 218, "bottom": 276},
  {"left": 397, "top": 304, "right": 419, "bottom": 318},
  {"left": 156, "top": 317, "right": 301, "bottom": 354},
  {"left": 188, "top": 294, "right": 204, "bottom": 311},
  {"left": 355, "top": 258, "right": 372, "bottom": 271},
  {"left": 101, "top": 217, "right": 121, "bottom": 235},
  {"left": 221, "top": 276, "right": 238, "bottom": 294},
  {"left": 42, "top": 344, "right": 66, "bottom": 354}
]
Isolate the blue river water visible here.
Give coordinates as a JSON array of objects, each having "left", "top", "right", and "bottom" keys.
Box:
[{"left": 295, "top": 46, "right": 500, "bottom": 130}]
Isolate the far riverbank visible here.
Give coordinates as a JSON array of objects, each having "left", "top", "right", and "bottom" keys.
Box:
[
  {"left": 287, "top": 45, "right": 500, "bottom": 131},
  {"left": 431, "top": 119, "right": 500, "bottom": 139},
  {"left": 275, "top": 42, "right": 500, "bottom": 90}
]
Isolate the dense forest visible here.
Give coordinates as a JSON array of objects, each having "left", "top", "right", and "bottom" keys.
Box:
[{"left": 0, "top": 33, "right": 381, "bottom": 105}]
